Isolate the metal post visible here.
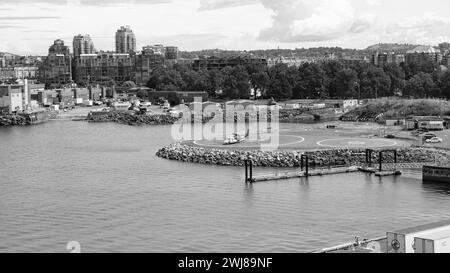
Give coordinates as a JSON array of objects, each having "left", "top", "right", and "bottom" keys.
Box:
[
  {"left": 305, "top": 156, "right": 309, "bottom": 177},
  {"left": 245, "top": 160, "right": 248, "bottom": 183},
  {"left": 379, "top": 151, "right": 383, "bottom": 172},
  {"left": 394, "top": 150, "right": 397, "bottom": 164},
  {"left": 249, "top": 161, "right": 253, "bottom": 183}
]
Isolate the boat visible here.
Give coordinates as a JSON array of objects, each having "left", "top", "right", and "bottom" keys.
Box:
[
  {"left": 223, "top": 129, "right": 249, "bottom": 145},
  {"left": 423, "top": 166, "right": 450, "bottom": 183}
]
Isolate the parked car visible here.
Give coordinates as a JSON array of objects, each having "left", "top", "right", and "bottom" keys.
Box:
[
  {"left": 385, "top": 134, "right": 396, "bottom": 139},
  {"left": 425, "top": 137, "right": 443, "bottom": 144},
  {"left": 423, "top": 133, "right": 437, "bottom": 140},
  {"left": 141, "top": 101, "right": 152, "bottom": 107}
]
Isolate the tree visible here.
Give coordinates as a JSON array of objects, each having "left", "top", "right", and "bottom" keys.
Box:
[
  {"left": 438, "top": 70, "right": 450, "bottom": 99},
  {"left": 208, "top": 69, "right": 225, "bottom": 97},
  {"left": 330, "top": 68, "right": 358, "bottom": 98},
  {"left": 359, "top": 66, "right": 391, "bottom": 98},
  {"left": 147, "top": 68, "right": 183, "bottom": 90},
  {"left": 321, "top": 60, "right": 343, "bottom": 98},
  {"left": 221, "top": 66, "right": 251, "bottom": 99},
  {"left": 404, "top": 72, "right": 435, "bottom": 98},
  {"left": 266, "top": 64, "right": 297, "bottom": 100},
  {"left": 294, "top": 62, "right": 327, "bottom": 99},
  {"left": 403, "top": 60, "right": 438, "bottom": 79},
  {"left": 181, "top": 69, "right": 212, "bottom": 92},
  {"left": 383, "top": 63, "right": 405, "bottom": 96},
  {"left": 250, "top": 70, "right": 270, "bottom": 99}
]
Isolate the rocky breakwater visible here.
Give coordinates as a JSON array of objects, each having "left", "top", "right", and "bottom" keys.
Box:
[
  {"left": 87, "top": 111, "right": 180, "bottom": 125},
  {"left": 0, "top": 115, "right": 28, "bottom": 126},
  {"left": 156, "top": 144, "right": 439, "bottom": 168}
]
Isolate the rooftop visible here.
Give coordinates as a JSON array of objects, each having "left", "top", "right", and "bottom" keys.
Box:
[
  {"left": 407, "top": 45, "right": 441, "bottom": 54},
  {"left": 407, "top": 116, "right": 444, "bottom": 121}
]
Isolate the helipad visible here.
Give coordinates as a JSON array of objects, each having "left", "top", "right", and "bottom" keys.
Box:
[{"left": 193, "top": 135, "right": 305, "bottom": 149}]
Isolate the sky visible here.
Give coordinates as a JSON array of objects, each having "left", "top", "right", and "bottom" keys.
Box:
[{"left": 0, "top": 0, "right": 449, "bottom": 55}]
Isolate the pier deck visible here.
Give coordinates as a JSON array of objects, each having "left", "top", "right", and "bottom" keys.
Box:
[
  {"left": 251, "top": 167, "right": 359, "bottom": 183},
  {"left": 246, "top": 162, "right": 434, "bottom": 183}
]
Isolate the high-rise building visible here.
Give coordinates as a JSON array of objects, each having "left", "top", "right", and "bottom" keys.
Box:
[
  {"left": 135, "top": 46, "right": 165, "bottom": 85},
  {"left": 73, "top": 52, "right": 135, "bottom": 84},
  {"left": 115, "top": 26, "right": 136, "bottom": 54},
  {"left": 48, "top": 39, "right": 70, "bottom": 55},
  {"left": 39, "top": 40, "right": 72, "bottom": 84},
  {"left": 73, "top": 34, "right": 96, "bottom": 57},
  {"left": 165, "top": 46, "right": 179, "bottom": 60}
]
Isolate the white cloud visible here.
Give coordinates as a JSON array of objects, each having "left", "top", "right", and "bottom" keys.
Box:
[
  {"left": 366, "top": 0, "right": 381, "bottom": 6},
  {"left": 198, "top": 0, "right": 258, "bottom": 10},
  {"left": 382, "top": 15, "right": 450, "bottom": 45},
  {"left": 1, "top": 0, "right": 450, "bottom": 54},
  {"left": 258, "top": 0, "right": 370, "bottom": 42}
]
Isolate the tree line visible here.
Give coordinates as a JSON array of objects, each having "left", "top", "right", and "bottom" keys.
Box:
[{"left": 145, "top": 60, "right": 450, "bottom": 100}]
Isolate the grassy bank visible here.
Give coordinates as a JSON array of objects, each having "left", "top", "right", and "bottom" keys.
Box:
[{"left": 342, "top": 98, "right": 450, "bottom": 122}]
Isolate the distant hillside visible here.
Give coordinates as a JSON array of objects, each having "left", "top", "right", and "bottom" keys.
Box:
[
  {"left": 0, "top": 52, "right": 20, "bottom": 57},
  {"left": 365, "top": 43, "right": 421, "bottom": 53},
  {"left": 180, "top": 47, "right": 368, "bottom": 59}
]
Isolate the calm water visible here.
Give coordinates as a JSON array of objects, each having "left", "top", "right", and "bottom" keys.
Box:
[{"left": 1, "top": 121, "right": 450, "bottom": 253}]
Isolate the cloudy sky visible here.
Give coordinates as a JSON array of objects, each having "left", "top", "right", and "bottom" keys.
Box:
[{"left": 0, "top": 0, "right": 449, "bottom": 55}]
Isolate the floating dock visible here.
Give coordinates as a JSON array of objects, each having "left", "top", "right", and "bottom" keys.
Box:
[
  {"left": 250, "top": 166, "right": 359, "bottom": 183},
  {"left": 244, "top": 150, "right": 435, "bottom": 183},
  {"left": 423, "top": 166, "right": 450, "bottom": 183}
]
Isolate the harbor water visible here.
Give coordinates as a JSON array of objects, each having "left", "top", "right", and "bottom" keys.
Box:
[{"left": 1, "top": 121, "right": 450, "bottom": 252}]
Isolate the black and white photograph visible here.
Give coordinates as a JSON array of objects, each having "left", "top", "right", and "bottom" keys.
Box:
[{"left": 1, "top": 0, "right": 450, "bottom": 260}]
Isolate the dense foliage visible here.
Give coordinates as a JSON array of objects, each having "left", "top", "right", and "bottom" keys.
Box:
[{"left": 145, "top": 60, "right": 450, "bottom": 100}]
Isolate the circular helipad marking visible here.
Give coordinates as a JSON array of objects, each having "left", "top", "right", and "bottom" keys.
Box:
[
  {"left": 316, "top": 138, "right": 397, "bottom": 148},
  {"left": 279, "top": 135, "right": 305, "bottom": 146},
  {"left": 348, "top": 141, "right": 366, "bottom": 145},
  {"left": 193, "top": 135, "right": 305, "bottom": 148}
]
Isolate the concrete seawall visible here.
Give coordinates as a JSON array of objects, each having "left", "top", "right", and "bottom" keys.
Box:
[{"left": 156, "top": 143, "right": 445, "bottom": 168}]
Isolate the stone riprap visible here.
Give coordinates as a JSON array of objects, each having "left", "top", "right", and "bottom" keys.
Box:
[
  {"left": 156, "top": 143, "right": 442, "bottom": 167},
  {"left": 87, "top": 111, "right": 180, "bottom": 125},
  {"left": 0, "top": 115, "right": 28, "bottom": 126}
]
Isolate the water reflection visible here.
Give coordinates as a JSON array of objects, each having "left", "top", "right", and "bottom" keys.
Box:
[
  {"left": 422, "top": 181, "right": 450, "bottom": 196},
  {"left": 2, "top": 122, "right": 450, "bottom": 253}
]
